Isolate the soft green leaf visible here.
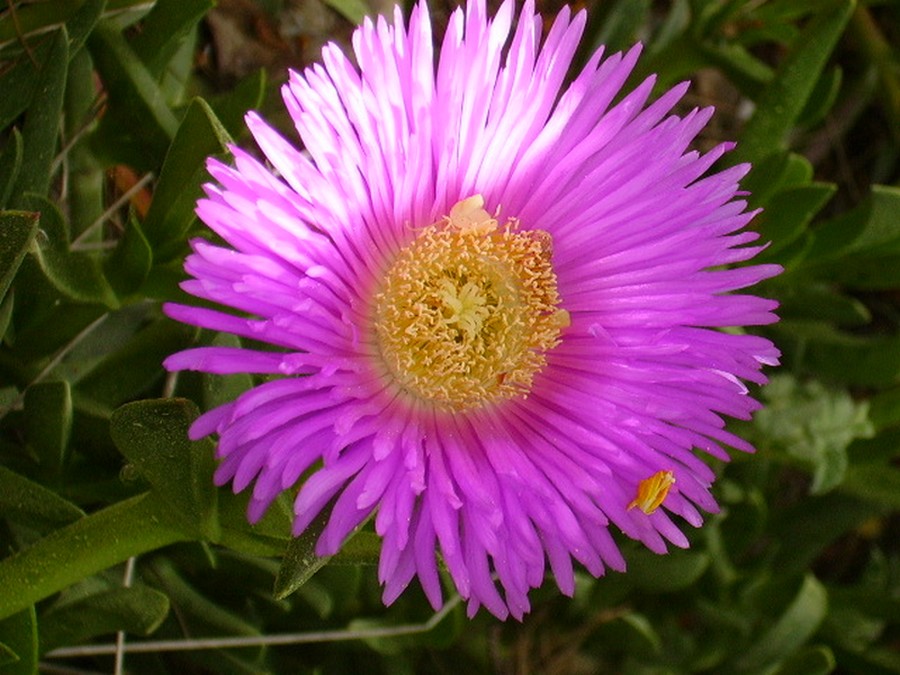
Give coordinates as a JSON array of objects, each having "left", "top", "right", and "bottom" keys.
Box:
[
  {"left": 110, "top": 398, "right": 218, "bottom": 539},
  {"left": 21, "top": 195, "right": 117, "bottom": 307},
  {"left": 24, "top": 380, "right": 73, "bottom": 474},
  {"left": 142, "top": 98, "right": 232, "bottom": 261},
  {"left": 868, "top": 388, "right": 900, "bottom": 431},
  {"left": 10, "top": 29, "right": 68, "bottom": 204},
  {"left": 0, "top": 211, "right": 39, "bottom": 304},
  {"left": 0, "top": 130, "right": 24, "bottom": 210},
  {"left": 0, "top": 465, "right": 85, "bottom": 530},
  {"left": 733, "top": 0, "right": 854, "bottom": 164},
  {"left": 735, "top": 575, "right": 829, "bottom": 672},
  {"left": 0, "top": 493, "right": 188, "bottom": 621},
  {"left": 39, "top": 585, "right": 170, "bottom": 652},
  {"left": 103, "top": 212, "right": 153, "bottom": 298},
  {"left": 88, "top": 22, "right": 180, "bottom": 171},
  {"left": 130, "top": 0, "right": 215, "bottom": 78},
  {"left": 0, "top": 607, "right": 37, "bottom": 675},
  {"left": 755, "top": 375, "right": 874, "bottom": 493}
]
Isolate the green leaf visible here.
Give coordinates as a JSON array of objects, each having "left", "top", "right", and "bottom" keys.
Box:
[
  {"left": 0, "top": 492, "right": 188, "bottom": 621},
  {"left": 0, "top": 0, "right": 84, "bottom": 46},
  {"left": 797, "top": 186, "right": 900, "bottom": 289},
  {"left": 88, "top": 22, "right": 180, "bottom": 171},
  {"left": 0, "top": 607, "right": 37, "bottom": 675},
  {"left": 103, "top": 212, "right": 153, "bottom": 298},
  {"left": 23, "top": 381, "right": 73, "bottom": 474},
  {"left": 0, "top": 465, "right": 85, "bottom": 530},
  {"left": 74, "top": 319, "right": 195, "bottom": 411},
  {"left": 743, "top": 152, "right": 814, "bottom": 209},
  {"left": 733, "top": 0, "right": 854, "bottom": 164},
  {"left": 321, "top": 0, "right": 371, "bottom": 25},
  {"left": 21, "top": 195, "right": 118, "bottom": 307},
  {"left": 622, "top": 549, "right": 709, "bottom": 593},
  {"left": 755, "top": 184, "right": 835, "bottom": 262},
  {"left": 148, "top": 558, "right": 261, "bottom": 639},
  {"left": 10, "top": 28, "right": 68, "bottom": 204},
  {"left": 209, "top": 69, "right": 267, "bottom": 139},
  {"left": 769, "top": 494, "right": 883, "bottom": 577},
  {"left": 203, "top": 333, "right": 254, "bottom": 412},
  {"left": 0, "top": 211, "right": 39, "bottom": 304},
  {"left": 772, "top": 645, "right": 836, "bottom": 675},
  {"left": 775, "top": 284, "right": 870, "bottom": 327},
  {"left": 842, "top": 465, "right": 900, "bottom": 509},
  {"left": 797, "top": 66, "right": 843, "bottom": 128},
  {"left": 131, "top": 0, "right": 215, "bottom": 79},
  {"left": 0, "top": 130, "right": 24, "bottom": 209},
  {"left": 735, "top": 575, "right": 829, "bottom": 672},
  {"left": 142, "top": 98, "right": 232, "bottom": 261},
  {"left": 110, "top": 398, "right": 218, "bottom": 539},
  {"left": 755, "top": 375, "right": 874, "bottom": 493},
  {"left": 786, "top": 327, "right": 900, "bottom": 388},
  {"left": 39, "top": 585, "right": 170, "bottom": 652},
  {"left": 274, "top": 510, "right": 333, "bottom": 601}
]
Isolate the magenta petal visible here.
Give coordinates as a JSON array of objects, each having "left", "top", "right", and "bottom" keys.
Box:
[{"left": 164, "top": 0, "right": 781, "bottom": 620}]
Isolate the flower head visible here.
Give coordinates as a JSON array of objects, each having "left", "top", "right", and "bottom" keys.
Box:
[{"left": 164, "top": 0, "right": 781, "bottom": 619}]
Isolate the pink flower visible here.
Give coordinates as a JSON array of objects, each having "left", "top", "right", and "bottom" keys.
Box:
[{"left": 164, "top": 0, "right": 781, "bottom": 619}]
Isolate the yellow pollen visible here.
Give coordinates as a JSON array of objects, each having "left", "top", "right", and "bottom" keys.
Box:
[
  {"left": 628, "top": 470, "right": 676, "bottom": 515},
  {"left": 373, "top": 195, "right": 569, "bottom": 411}
]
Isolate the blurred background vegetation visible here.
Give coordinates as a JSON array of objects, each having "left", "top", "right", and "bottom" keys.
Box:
[{"left": 0, "top": 0, "right": 899, "bottom": 673}]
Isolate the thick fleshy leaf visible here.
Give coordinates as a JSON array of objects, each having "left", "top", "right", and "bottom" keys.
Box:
[
  {"left": 109, "top": 398, "right": 218, "bottom": 539},
  {"left": 733, "top": 0, "right": 853, "bottom": 164},
  {"left": 0, "top": 493, "right": 188, "bottom": 621},
  {"left": 74, "top": 319, "right": 195, "bottom": 411},
  {"left": 142, "top": 98, "right": 232, "bottom": 261},
  {"left": 10, "top": 28, "right": 68, "bottom": 204},
  {"left": 0, "top": 608, "right": 37, "bottom": 675},
  {"left": 322, "top": 0, "right": 371, "bottom": 24},
  {"left": 22, "top": 195, "right": 118, "bottom": 307},
  {"left": 103, "top": 212, "right": 153, "bottom": 298},
  {"left": 0, "top": 211, "right": 39, "bottom": 304},
  {"left": 88, "top": 22, "right": 179, "bottom": 171},
  {"left": 0, "top": 465, "right": 84, "bottom": 530},
  {"left": 735, "top": 575, "right": 829, "bottom": 672},
  {"left": 208, "top": 69, "right": 267, "bottom": 139},
  {"left": 0, "top": 130, "right": 23, "bottom": 209},
  {"left": 773, "top": 646, "right": 836, "bottom": 675},
  {"left": 24, "top": 380, "right": 73, "bottom": 474},
  {"left": 130, "top": 0, "right": 215, "bottom": 78},
  {"left": 39, "top": 585, "right": 170, "bottom": 653}
]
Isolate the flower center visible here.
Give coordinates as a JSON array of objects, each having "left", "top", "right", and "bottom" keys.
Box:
[{"left": 373, "top": 195, "right": 569, "bottom": 411}]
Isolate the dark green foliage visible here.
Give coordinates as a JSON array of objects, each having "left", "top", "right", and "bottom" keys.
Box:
[{"left": 0, "top": 0, "right": 898, "bottom": 673}]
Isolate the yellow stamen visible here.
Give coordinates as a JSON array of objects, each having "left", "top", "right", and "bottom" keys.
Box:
[
  {"left": 628, "top": 470, "right": 676, "bottom": 515},
  {"left": 373, "top": 195, "right": 569, "bottom": 411}
]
